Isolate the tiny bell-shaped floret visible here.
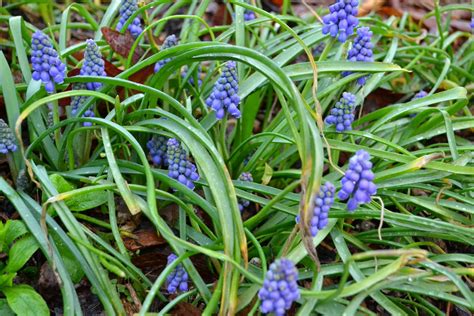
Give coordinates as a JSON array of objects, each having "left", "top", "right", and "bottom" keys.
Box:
[
  {"left": 258, "top": 258, "right": 300, "bottom": 316},
  {"left": 166, "top": 253, "right": 189, "bottom": 294},
  {"left": 117, "top": 0, "right": 143, "bottom": 38},
  {"left": 237, "top": 172, "right": 253, "bottom": 212},
  {"left": 166, "top": 138, "right": 200, "bottom": 190},
  {"left": 205, "top": 61, "right": 241, "bottom": 120},
  {"left": 342, "top": 27, "right": 373, "bottom": 85},
  {"left": 412, "top": 90, "right": 427, "bottom": 100},
  {"left": 322, "top": 0, "right": 359, "bottom": 43},
  {"left": 0, "top": 119, "right": 17, "bottom": 154},
  {"left": 80, "top": 39, "right": 107, "bottom": 91},
  {"left": 338, "top": 150, "right": 377, "bottom": 211},
  {"left": 30, "top": 31, "right": 66, "bottom": 93},
  {"left": 154, "top": 35, "right": 178, "bottom": 73},
  {"left": 147, "top": 135, "right": 169, "bottom": 167},
  {"left": 325, "top": 92, "right": 357, "bottom": 132}
]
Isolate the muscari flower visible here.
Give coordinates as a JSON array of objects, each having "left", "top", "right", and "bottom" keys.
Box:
[
  {"left": 205, "top": 61, "right": 241, "bottom": 120},
  {"left": 412, "top": 90, "right": 427, "bottom": 100},
  {"left": 342, "top": 27, "right": 373, "bottom": 85},
  {"left": 166, "top": 253, "right": 189, "bottom": 294},
  {"left": 322, "top": 0, "right": 359, "bottom": 43},
  {"left": 296, "top": 182, "right": 335, "bottom": 237},
  {"left": 325, "top": 92, "right": 357, "bottom": 132},
  {"left": 167, "top": 138, "right": 200, "bottom": 190},
  {"left": 338, "top": 150, "right": 377, "bottom": 212},
  {"left": 30, "top": 31, "right": 66, "bottom": 94},
  {"left": 237, "top": 172, "right": 253, "bottom": 212},
  {"left": 258, "top": 258, "right": 300, "bottom": 316},
  {"left": 70, "top": 83, "right": 88, "bottom": 116},
  {"left": 181, "top": 65, "right": 202, "bottom": 87},
  {"left": 0, "top": 119, "right": 17, "bottom": 154},
  {"left": 117, "top": 0, "right": 143, "bottom": 38},
  {"left": 80, "top": 39, "right": 107, "bottom": 91},
  {"left": 244, "top": 10, "right": 256, "bottom": 21},
  {"left": 154, "top": 35, "right": 178, "bottom": 73},
  {"left": 147, "top": 135, "right": 169, "bottom": 167}
]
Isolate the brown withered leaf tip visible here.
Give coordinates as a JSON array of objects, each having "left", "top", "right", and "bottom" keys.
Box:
[
  {"left": 101, "top": 27, "right": 144, "bottom": 64},
  {"left": 123, "top": 229, "right": 166, "bottom": 251}
]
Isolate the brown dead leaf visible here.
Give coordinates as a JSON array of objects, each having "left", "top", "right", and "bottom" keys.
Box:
[
  {"left": 169, "top": 302, "right": 202, "bottom": 316},
  {"left": 101, "top": 27, "right": 144, "bottom": 64},
  {"left": 123, "top": 229, "right": 166, "bottom": 251}
]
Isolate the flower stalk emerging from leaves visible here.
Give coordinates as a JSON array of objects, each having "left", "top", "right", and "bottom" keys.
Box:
[
  {"left": 117, "top": 0, "right": 143, "bottom": 38},
  {"left": 342, "top": 27, "right": 373, "bottom": 85},
  {"left": 166, "top": 138, "right": 200, "bottom": 190},
  {"left": 238, "top": 172, "right": 253, "bottom": 212},
  {"left": 325, "top": 92, "right": 357, "bottom": 132},
  {"left": 205, "top": 61, "right": 241, "bottom": 119},
  {"left": 154, "top": 35, "right": 178, "bottom": 73},
  {"left": 338, "top": 150, "right": 377, "bottom": 211},
  {"left": 258, "top": 258, "right": 300, "bottom": 316},
  {"left": 166, "top": 254, "right": 188, "bottom": 294},
  {"left": 322, "top": 0, "right": 359, "bottom": 42},
  {"left": 0, "top": 119, "right": 17, "bottom": 154},
  {"left": 31, "top": 31, "right": 66, "bottom": 93}
]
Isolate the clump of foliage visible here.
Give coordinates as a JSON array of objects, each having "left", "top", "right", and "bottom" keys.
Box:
[{"left": 0, "top": 0, "right": 473, "bottom": 315}]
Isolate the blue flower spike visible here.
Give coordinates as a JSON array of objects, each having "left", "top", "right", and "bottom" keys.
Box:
[
  {"left": 325, "top": 92, "right": 357, "bottom": 132},
  {"left": 154, "top": 35, "right": 178, "bottom": 73},
  {"left": 117, "top": 0, "right": 143, "bottom": 38},
  {"left": 166, "top": 138, "right": 200, "bottom": 190},
  {"left": 205, "top": 61, "right": 241, "bottom": 120},
  {"left": 238, "top": 172, "right": 253, "bottom": 212},
  {"left": 0, "top": 119, "right": 18, "bottom": 154},
  {"left": 412, "top": 90, "right": 427, "bottom": 100},
  {"left": 166, "top": 253, "right": 189, "bottom": 294},
  {"left": 338, "top": 150, "right": 377, "bottom": 211},
  {"left": 80, "top": 39, "right": 107, "bottom": 91},
  {"left": 258, "top": 258, "right": 300, "bottom": 316},
  {"left": 322, "top": 0, "right": 360, "bottom": 42},
  {"left": 342, "top": 26, "right": 373, "bottom": 85},
  {"left": 147, "top": 136, "right": 169, "bottom": 167},
  {"left": 30, "top": 31, "right": 66, "bottom": 94}
]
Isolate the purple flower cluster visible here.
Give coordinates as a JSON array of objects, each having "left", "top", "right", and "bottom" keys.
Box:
[
  {"left": 412, "top": 90, "right": 427, "bottom": 100},
  {"left": 154, "top": 35, "right": 178, "bottom": 73},
  {"left": 205, "top": 61, "right": 241, "bottom": 120},
  {"left": 30, "top": 31, "right": 66, "bottom": 93},
  {"left": 238, "top": 172, "right": 253, "bottom": 212},
  {"left": 338, "top": 150, "right": 377, "bottom": 211},
  {"left": 70, "top": 83, "right": 88, "bottom": 116},
  {"left": 322, "top": 0, "right": 359, "bottom": 42},
  {"left": 342, "top": 27, "right": 373, "bottom": 85},
  {"left": 258, "top": 258, "right": 300, "bottom": 316},
  {"left": 117, "top": 0, "right": 143, "bottom": 38},
  {"left": 80, "top": 39, "right": 107, "bottom": 91},
  {"left": 147, "top": 135, "right": 169, "bottom": 167},
  {"left": 181, "top": 65, "right": 202, "bottom": 87},
  {"left": 0, "top": 119, "right": 17, "bottom": 154},
  {"left": 166, "top": 253, "right": 189, "bottom": 294},
  {"left": 295, "top": 182, "right": 335, "bottom": 236},
  {"left": 325, "top": 92, "right": 357, "bottom": 132},
  {"left": 167, "top": 138, "right": 199, "bottom": 190},
  {"left": 244, "top": 10, "right": 256, "bottom": 21}
]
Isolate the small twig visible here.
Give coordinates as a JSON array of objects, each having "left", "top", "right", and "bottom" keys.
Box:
[
  {"left": 372, "top": 196, "right": 385, "bottom": 241},
  {"left": 301, "top": 0, "right": 323, "bottom": 23}
]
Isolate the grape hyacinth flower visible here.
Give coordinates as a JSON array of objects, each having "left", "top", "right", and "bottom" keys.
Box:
[
  {"left": 167, "top": 138, "right": 200, "bottom": 190},
  {"left": 147, "top": 135, "right": 169, "bottom": 167},
  {"left": 338, "top": 150, "right": 377, "bottom": 212},
  {"left": 116, "top": 0, "right": 143, "bottom": 38},
  {"left": 238, "top": 172, "right": 253, "bottom": 212},
  {"left": 205, "top": 61, "right": 241, "bottom": 119},
  {"left": 342, "top": 27, "right": 373, "bottom": 85},
  {"left": 181, "top": 65, "right": 202, "bottom": 87},
  {"left": 0, "top": 119, "right": 17, "bottom": 154},
  {"left": 412, "top": 90, "right": 427, "bottom": 100},
  {"left": 244, "top": 10, "right": 256, "bottom": 21},
  {"left": 325, "top": 92, "right": 357, "bottom": 132},
  {"left": 80, "top": 39, "right": 107, "bottom": 91},
  {"left": 154, "top": 35, "right": 178, "bottom": 73},
  {"left": 70, "top": 83, "right": 88, "bottom": 116},
  {"left": 322, "top": 0, "right": 359, "bottom": 43},
  {"left": 30, "top": 31, "right": 66, "bottom": 94},
  {"left": 166, "top": 253, "right": 188, "bottom": 294},
  {"left": 258, "top": 258, "right": 300, "bottom": 316},
  {"left": 296, "top": 182, "right": 335, "bottom": 236}
]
